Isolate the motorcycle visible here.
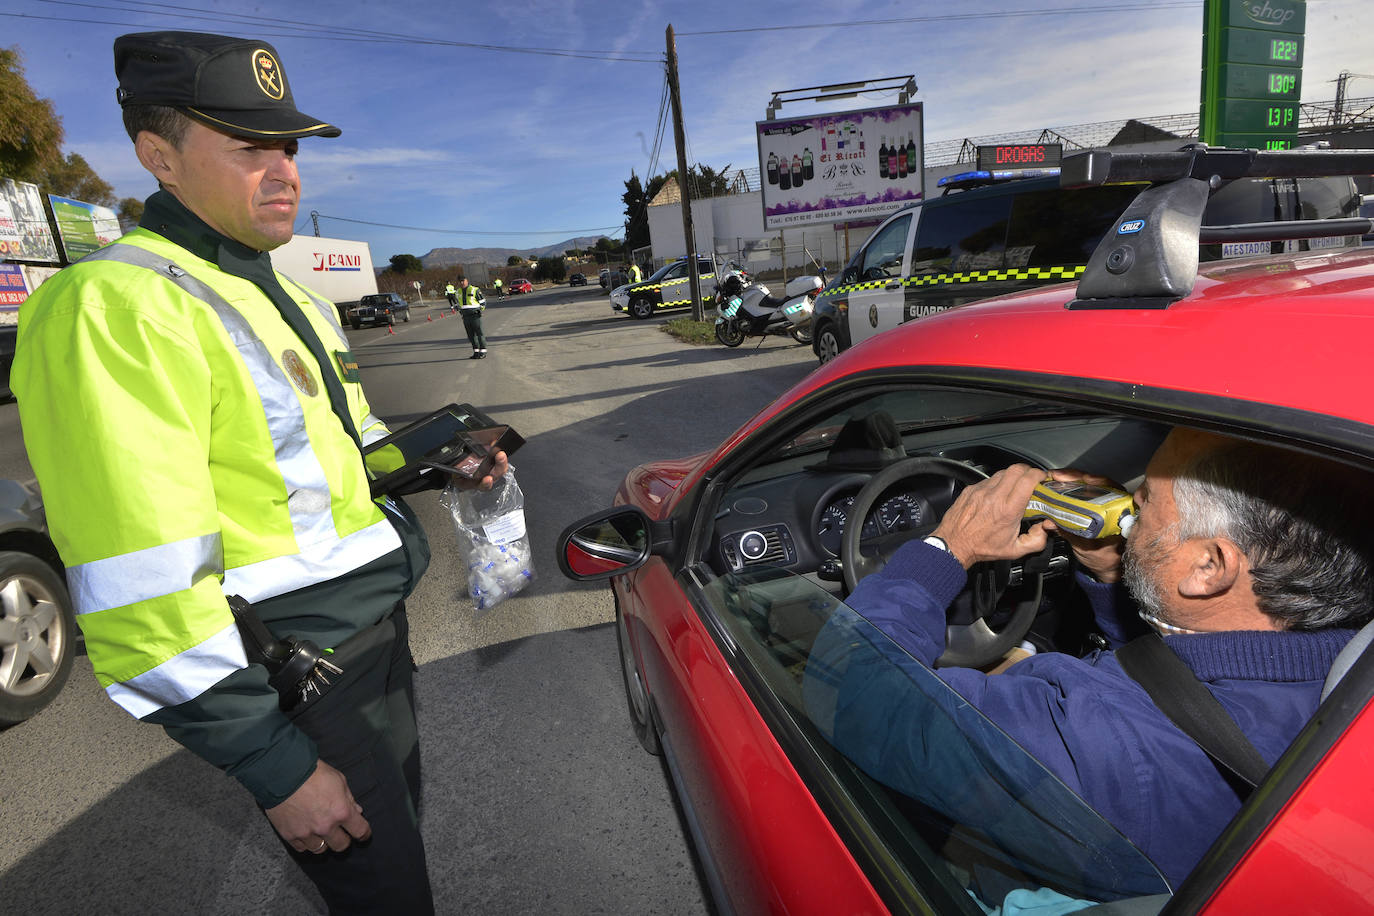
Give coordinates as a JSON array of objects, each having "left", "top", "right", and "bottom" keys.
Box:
[{"left": 714, "top": 265, "right": 826, "bottom": 348}]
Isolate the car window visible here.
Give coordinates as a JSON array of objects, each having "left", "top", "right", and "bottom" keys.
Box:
[
  {"left": 660, "top": 262, "right": 686, "bottom": 281},
  {"left": 859, "top": 214, "right": 912, "bottom": 281},
  {"left": 699, "top": 566, "right": 1170, "bottom": 911},
  {"left": 1005, "top": 186, "right": 1140, "bottom": 268},
  {"left": 911, "top": 197, "right": 1012, "bottom": 275}
]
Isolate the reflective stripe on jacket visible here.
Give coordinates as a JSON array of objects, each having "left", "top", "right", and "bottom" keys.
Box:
[
  {"left": 457, "top": 284, "right": 483, "bottom": 309},
  {"left": 14, "top": 228, "right": 403, "bottom": 719}
]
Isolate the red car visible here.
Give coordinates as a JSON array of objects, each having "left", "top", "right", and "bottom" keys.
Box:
[
  {"left": 560, "top": 148, "right": 1374, "bottom": 914},
  {"left": 508, "top": 278, "right": 534, "bottom": 294}
]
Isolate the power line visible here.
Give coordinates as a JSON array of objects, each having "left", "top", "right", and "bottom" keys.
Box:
[
  {"left": 13, "top": 1, "right": 664, "bottom": 62},
  {"left": 314, "top": 213, "right": 621, "bottom": 237},
  {"left": 676, "top": 2, "right": 1200, "bottom": 36}
]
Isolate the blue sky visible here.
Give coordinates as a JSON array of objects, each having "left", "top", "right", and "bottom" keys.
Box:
[{"left": 2, "top": 0, "right": 1368, "bottom": 262}]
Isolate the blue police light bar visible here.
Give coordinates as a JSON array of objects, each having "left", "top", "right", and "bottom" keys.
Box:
[{"left": 937, "top": 167, "right": 1061, "bottom": 187}]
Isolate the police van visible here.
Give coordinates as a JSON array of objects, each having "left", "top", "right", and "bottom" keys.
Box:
[
  {"left": 811, "top": 163, "right": 1365, "bottom": 362},
  {"left": 610, "top": 255, "right": 720, "bottom": 319}
]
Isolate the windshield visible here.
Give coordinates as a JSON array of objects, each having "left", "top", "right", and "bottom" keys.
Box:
[{"left": 704, "top": 566, "right": 1170, "bottom": 910}]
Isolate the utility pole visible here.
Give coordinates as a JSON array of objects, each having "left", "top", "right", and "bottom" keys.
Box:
[
  {"left": 665, "top": 25, "right": 704, "bottom": 322},
  {"left": 311, "top": 210, "right": 320, "bottom": 237}
]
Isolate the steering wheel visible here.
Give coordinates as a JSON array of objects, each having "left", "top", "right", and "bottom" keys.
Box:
[{"left": 840, "top": 456, "right": 1044, "bottom": 669}]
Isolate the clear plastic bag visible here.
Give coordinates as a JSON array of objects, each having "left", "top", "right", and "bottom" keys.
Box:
[{"left": 440, "top": 468, "right": 534, "bottom": 610}]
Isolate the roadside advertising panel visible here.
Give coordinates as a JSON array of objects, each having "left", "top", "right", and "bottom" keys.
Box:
[
  {"left": 48, "top": 194, "right": 123, "bottom": 260},
  {"left": 0, "top": 263, "right": 28, "bottom": 315},
  {"left": 0, "top": 179, "right": 60, "bottom": 263},
  {"left": 757, "top": 102, "right": 924, "bottom": 229}
]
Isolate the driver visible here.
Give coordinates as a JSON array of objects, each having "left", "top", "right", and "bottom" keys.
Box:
[{"left": 825, "top": 427, "right": 1373, "bottom": 886}]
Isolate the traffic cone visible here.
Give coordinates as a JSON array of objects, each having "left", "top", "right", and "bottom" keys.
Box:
[
  {"left": 427, "top": 315, "right": 432, "bottom": 322},
  {"left": 388, "top": 325, "right": 395, "bottom": 335}
]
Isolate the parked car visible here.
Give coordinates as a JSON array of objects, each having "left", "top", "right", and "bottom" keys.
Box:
[
  {"left": 508, "top": 278, "right": 534, "bottom": 294},
  {"left": 811, "top": 166, "right": 1365, "bottom": 363},
  {"left": 347, "top": 292, "right": 410, "bottom": 329},
  {"left": 0, "top": 479, "right": 76, "bottom": 726},
  {"left": 569, "top": 273, "right": 588, "bottom": 287},
  {"left": 0, "top": 324, "right": 16, "bottom": 401},
  {"left": 559, "top": 148, "right": 1374, "bottom": 914},
  {"left": 609, "top": 256, "right": 719, "bottom": 319},
  {"left": 599, "top": 268, "right": 611, "bottom": 288}
]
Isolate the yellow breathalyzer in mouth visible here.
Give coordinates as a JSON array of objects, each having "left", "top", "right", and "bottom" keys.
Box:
[{"left": 1024, "top": 479, "right": 1137, "bottom": 539}]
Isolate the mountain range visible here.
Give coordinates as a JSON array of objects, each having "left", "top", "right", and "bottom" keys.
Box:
[{"left": 420, "top": 235, "right": 615, "bottom": 268}]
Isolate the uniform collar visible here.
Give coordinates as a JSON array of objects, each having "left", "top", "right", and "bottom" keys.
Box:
[{"left": 139, "top": 189, "right": 271, "bottom": 275}]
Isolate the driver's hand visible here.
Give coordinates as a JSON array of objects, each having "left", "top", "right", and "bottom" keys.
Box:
[
  {"left": 933, "top": 464, "right": 1049, "bottom": 569},
  {"left": 1039, "top": 468, "right": 1127, "bottom": 584}
]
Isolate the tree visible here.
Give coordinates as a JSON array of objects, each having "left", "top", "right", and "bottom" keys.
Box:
[
  {"left": 44, "top": 152, "right": 115, "bottom": 206},
  {"left": 0, "top": 47, "right": 63, "bottom": 185},
  {"left": 533, "top": 256, "right": 566, "bottom": 283},
  {"left": 506, "top": 255, "right": 525, "bottom": 266},
  {"left": 622, "top": 171, "right": 649, "bottom": 254},
  {"left": 388, "top": 253, "right": 423, "bottom": 274},
  {"left": 117, "top": 197, "right": 144, "bottom": 231},
  {"left": 623, "top": 165, "right": 732, "bottom": 254}
]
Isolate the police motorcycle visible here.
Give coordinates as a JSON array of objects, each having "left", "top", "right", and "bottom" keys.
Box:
[{"left": 713, "top": 262, "right": 826, "bottom": 348}]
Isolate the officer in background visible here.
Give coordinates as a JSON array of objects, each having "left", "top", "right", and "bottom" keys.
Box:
[
  {"left": 456, "top": 275, "right": 487, "bottom": 359},
  {"left": 445, "top": 280, "right": 458, "bottom": 309},
  {"left": 628, "top": 261, "right": 642, "bottom": 283},
  {"left": 13, "top": 31, "right": 505, "bottom": 914},
  {"left": 493, "top": 276, "right": 504, "bottom": 299}
]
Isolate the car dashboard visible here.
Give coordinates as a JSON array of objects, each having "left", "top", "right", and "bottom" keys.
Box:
[{"left": 709, "top": 415, "right": 1166, "bottom": 586}]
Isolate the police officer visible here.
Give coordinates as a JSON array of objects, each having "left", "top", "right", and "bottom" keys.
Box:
[
  {"left": 445, "top": 280, "right": 458, "bottom": 309},
  {"left": 13, "top": 31, "right": 505, "bottom": 914},
  {"left": 628, "top": 261, "right": 642, "bottom": 283},
  {"left": 493, "top": 276, "right": 504, "bottom": 299},
  {"left": 456, "top": 275, "right": 487, "bottom": 358}
]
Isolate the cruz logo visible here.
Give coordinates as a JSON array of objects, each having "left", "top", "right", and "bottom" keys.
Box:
[
  {"left": 313, "top": 252, "right": 362, "bottom": 272},
  {"left": 1244, "top": 1, "right": 1298, "bottom": 27},
  {"left": 1118, "top": 219, "right": 1146, "bottom": 235}
]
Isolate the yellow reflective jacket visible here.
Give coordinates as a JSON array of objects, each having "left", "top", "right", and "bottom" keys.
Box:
[{"left": 14, "top": 192, "right": 425, "bottom": 804}]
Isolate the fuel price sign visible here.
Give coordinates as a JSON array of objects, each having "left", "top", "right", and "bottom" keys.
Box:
[{"left": 1200, "top": 0, "right": 1306, "bottom": 150}]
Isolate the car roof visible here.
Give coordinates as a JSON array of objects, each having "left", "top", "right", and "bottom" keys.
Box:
[{"left": 813, "top": 246, "right": 1374, "bottom": 442}]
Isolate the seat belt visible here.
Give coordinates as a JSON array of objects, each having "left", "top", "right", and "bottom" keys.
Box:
[{"left": 1115, "top": 632, "right": 1271, "bottom": 797}]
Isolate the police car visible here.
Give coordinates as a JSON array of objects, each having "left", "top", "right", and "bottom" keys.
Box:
[
  {"left": 811, "top": 164, "right": 1365, "bottom": 363},
  {"left": 610, "top": 256, "right": 720, "bottom": 319}
]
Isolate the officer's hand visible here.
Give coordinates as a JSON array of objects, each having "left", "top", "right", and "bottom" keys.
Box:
[
  {"left": 451, "top": 449, "right": 509, "bottom": 492},
  {"left": 1039, "top": 467, "right": 1127, "bottom": 584},
  {"left": 265, "top": 759, "right": 372, "bottom": 854},
  {"left": 932, "top": 464, "right": 1049, "bottom": 569}
]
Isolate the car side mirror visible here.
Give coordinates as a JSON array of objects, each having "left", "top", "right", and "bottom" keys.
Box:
[{"left": 557, "top": 506, "right": 655, "bottom": 580}]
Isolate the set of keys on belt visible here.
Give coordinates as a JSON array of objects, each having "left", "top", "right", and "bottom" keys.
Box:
[{"left": 227, "top": 595, "right": 343, "bottom": 709}]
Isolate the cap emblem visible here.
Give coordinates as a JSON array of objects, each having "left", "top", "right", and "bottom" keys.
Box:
[{"left": 252, "top": 48, "right": 284, "bottom": 100}]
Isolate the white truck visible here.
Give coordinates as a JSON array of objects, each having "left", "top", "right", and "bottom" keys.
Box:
[{"left": 270, "top": 235, "right": 379, "bottom": 320}]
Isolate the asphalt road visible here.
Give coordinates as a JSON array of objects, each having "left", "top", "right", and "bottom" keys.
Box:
[{"left": 0, "top": 283, "right": 821, "bottom": 914}]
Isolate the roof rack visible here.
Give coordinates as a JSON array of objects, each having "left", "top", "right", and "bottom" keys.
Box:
[{"left": 1063, "top": 145, "right": 1374, "bottom": 310}]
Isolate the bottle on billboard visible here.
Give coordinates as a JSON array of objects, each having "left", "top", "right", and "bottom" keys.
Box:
[
  {"left": 779, "top": 160, "right": 792, "bottom": 190},
  {"left": 898, "top": 140, "right": 908, "bottom": 179},
  {"left": 791, "top": 154, "right": 803, "bottom": 188},
  {"left": 879, "top": 136, "right": 889, "bottom": 179},
  {"left": 907, "top": 133, "right": 917, "bottom": 178},
  {"left": 887, "top": 142, "right": 898, "bottom": 181},
  {"left": 859, "top": 131, "right": 865, "bottom": 153},
  {"left": 767, "top": 151, "right": 779, "bottom": 186},
  {"left": 802, "top": 148, "right": 814, "bottom": 181}
]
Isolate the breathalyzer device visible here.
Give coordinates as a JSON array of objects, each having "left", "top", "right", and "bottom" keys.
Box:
[{"left": 1024, "top": 479, "right": 1136, "bottom": 539}]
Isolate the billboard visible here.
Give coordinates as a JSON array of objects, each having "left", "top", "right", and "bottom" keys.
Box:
[
  {"left": 0, "top": 263, "right": 28, "bottom": 313},
  {"left": 757, "top": 102, "right": 924, "bottom": 229},
  {"left": 0, "top": 179, "right": 60, "bottom": 263},
  {"left": 48, "top": 194, "right": 123, "bottom": 260}
]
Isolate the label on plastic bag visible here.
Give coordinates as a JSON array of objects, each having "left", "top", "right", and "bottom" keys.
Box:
[{"left": 483, "top": 510, "right": 527, "bottom": 545}]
